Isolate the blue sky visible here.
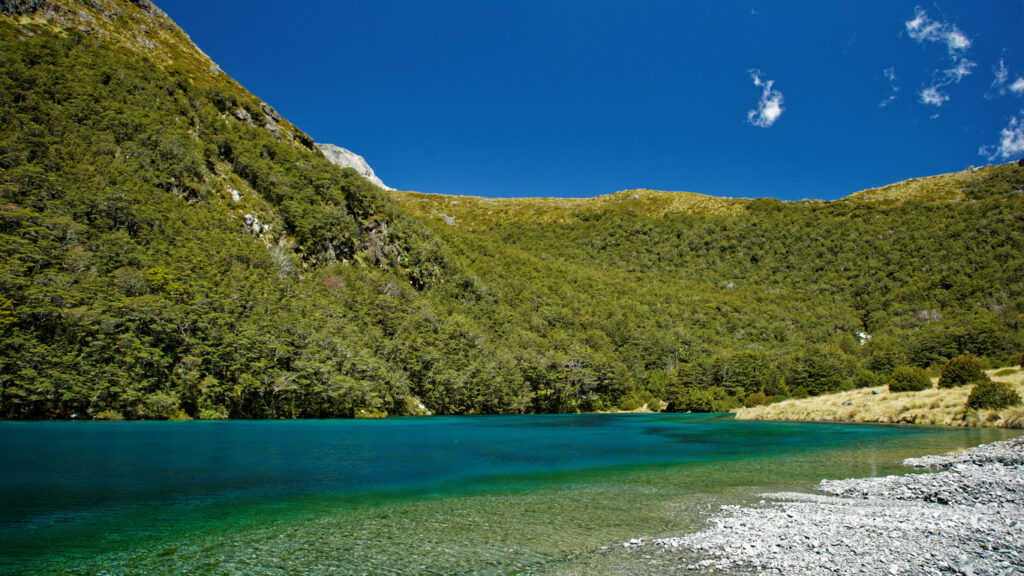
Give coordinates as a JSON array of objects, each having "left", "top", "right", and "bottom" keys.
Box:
[{"left": 156, "top": 1, "right": 1024, "bottom": 200}]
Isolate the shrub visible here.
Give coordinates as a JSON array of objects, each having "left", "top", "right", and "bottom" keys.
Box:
[
  {"left": 1012, "top": 351, "right": 1024, "bottom": 368},
  {"left": 618, "top": 396, "right": 642, "bottom": 411},
  {"left": 966, "top": 380, "right": 1023, "bottom": 410},
  {"left": 888, "top": 366, "right": 932, "bottom": 392},
  {"left": 744, "top": 391, "right": 773, "bottom": 407},
  {"left": 852, "top": 368, "right": 885, "bottom": 389},
  {"left": 938, "top": 355, "right": 986, "bottom": 388}
]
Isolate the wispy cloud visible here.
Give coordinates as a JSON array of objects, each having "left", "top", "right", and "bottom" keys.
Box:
[
  {"left": 905, "top": 6, "right": 974, "bottom": 107},
  {"left": 989, "top": 58, "right": 1024, "bottom": 98},
  {"left": 992, "top": 59, "right": 1009, "bottom": 90},
  {"left": 920, "top": 86, "right": 948, "bottom": 106},
  {"left": 880, "top": 66, "right": 900, "bottom": 108},
  {"left": 905, "top": 7, "right": 970, "bottom": 52},
  {"left": 747, "top": 70, "right": 784, "bottom": 128},
  {"left": 980, "top": 109, "right": 1024, "bottom": 161}
]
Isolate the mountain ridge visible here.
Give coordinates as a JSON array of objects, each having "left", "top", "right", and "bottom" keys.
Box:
[{"left": 388, "top": 164, "right": 1016, "bottom": 230}]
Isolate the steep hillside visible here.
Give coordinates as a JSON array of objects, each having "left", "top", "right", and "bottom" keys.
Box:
[
  {"left": 400, "top": 163, "right": 1024, "bottom": 413},
  {"left": 1, "top": 1, "right": 1022, "bottom": 420},
  {"left": 0, "top": 0, "right": 458, "bottom": 419}
]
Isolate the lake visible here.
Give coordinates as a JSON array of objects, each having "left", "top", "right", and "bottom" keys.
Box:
[{"left": 0, "top": 414, "right": 1018, "bottom": 575}]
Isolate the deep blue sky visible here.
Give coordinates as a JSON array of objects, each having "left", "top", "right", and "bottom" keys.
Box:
[{"left": 156, "top": 1, "right": 1024, "bottom": 200}]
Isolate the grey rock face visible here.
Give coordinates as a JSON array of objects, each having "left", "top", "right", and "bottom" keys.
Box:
[
  {"left": 2, "top": 0, "right": 49, "bottom": 15},
  {"left": 316, "top": 143, "right": 391, "bottom": 190},
  {"left": 127, "top": 0, "right": 164, "bottom": 17}
]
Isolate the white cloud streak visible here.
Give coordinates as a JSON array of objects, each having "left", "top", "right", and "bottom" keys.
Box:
[
  {"left": 989, "top": 58, "right": 1024, "bottom": 98},
  {"left": 980, "top": 109, "right": 1024, "bottom": 161},
  {"left": 880, "top": 66, "right": 900, "bottom": 108},
  {"left": 993, "top": 59, "right": 1009, "bottom": 89},
  {"left": 905, "top": 6, "right": 974, "bottom": 107},
  {"left": 905, "top": 7, "right": 970, "bottom": 53},
  {"left": 747, "top": 70, "right": 784, "bottom": 128}
]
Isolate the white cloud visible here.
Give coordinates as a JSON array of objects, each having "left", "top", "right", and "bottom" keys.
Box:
[
  {"left": 880, "top": 66, "right": 900, "bottom": 108},
  {"left": 747, "top": 70, "right": 784, "bottom": 128},
  {"left": 905, "top": 7, "right": 971, "bottom": 54},
  {"left": 920, "top": 86, "right": 949, "bottom": 107},
  {"left": 946, "top": 56, "right": 975, "bottom": 82},
  {"left": 904, "top": 6, "right": 974, "bottom": 107},
  {"left": 980, "top": 109, "right": 1024, "bottom": 161},
  {"left": 988, "top": 58, "right": 1024, "bottom": 98},
  {"left": 993, "top": 59, "right": 1009, "bottom": 88}
]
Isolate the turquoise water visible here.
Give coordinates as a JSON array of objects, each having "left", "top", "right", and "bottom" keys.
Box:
[{"left": 0, "top": 414, "right": 1018, "bottom": 575}]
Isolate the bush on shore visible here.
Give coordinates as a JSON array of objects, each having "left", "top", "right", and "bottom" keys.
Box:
[
  {"left": 966, "top": 380, "right": 1023, "bottom": 410},
  {"left": 888, "top": 366, "right": 932, "bottom": 392},
  {"left": 939, "top": 355, "right": 986, "bottom": 388},
  {"left": 744, "top": 391, "right": 773, "bottom": 407}
]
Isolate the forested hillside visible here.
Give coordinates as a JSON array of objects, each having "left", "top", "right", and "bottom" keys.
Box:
[{"left": 1, "top": 1, "right": 1022, "bottom": 420}]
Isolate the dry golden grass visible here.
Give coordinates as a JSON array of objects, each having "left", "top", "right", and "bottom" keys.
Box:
[{"left": 734, "top": 367, "right": 1024, "bottom": 428}]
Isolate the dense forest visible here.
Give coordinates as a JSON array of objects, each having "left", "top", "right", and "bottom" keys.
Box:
[{"left": 1, "top": 1, "right": 1022, "bottom": 419}]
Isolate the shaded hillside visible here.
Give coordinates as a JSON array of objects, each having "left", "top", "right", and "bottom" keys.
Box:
[{"left": 1, "top": 1, "right": 1022, "bottom": 420}]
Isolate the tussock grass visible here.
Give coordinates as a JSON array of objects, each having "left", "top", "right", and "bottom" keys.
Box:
[
  {"left": 842, "top": 169, "right": 978, "bottom": 203},
  {"left": 390, "top": 189, "right": 746, "bottom": 230},
  {"left": 389, "top": 166, "right": 1010, "bottom": 231},
  {"left": 734, "top": 367, "right": 1024, "bottom": 428}
]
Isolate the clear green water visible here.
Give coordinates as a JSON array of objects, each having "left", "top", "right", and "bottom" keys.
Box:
[{"left": 0, "top": 414, "right": 1018, "bottom": 575}]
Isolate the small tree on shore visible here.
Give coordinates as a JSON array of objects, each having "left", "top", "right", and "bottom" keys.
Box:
[
  {"left": 966, "top": 380, "right": 1022, "bottom": 410},
  {"left": 744, "top": 391, "right": 772, "bottom": 407},
  {"left": 888, "top": 366, "right": 932, "bottom": 392},
  {"left": 938, "top": 355, "right": 986, "bottom": 388}
]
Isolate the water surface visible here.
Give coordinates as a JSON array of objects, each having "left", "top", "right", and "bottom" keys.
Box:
[{"left": 0, "top": 414, "right": 1017, "bottom": 575}]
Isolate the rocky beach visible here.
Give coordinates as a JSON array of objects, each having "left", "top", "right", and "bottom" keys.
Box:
[{"left": 629, "top": 437, "right": 1024, "bottom": 576}]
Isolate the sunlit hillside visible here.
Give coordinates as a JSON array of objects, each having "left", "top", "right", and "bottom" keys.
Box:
[{"left": 2, "top": 1, "right": 1023, "bottom": 421}]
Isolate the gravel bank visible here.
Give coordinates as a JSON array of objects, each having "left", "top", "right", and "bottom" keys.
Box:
[{"left": 630, "top": 438, "right": 1024, "bottom": 576}]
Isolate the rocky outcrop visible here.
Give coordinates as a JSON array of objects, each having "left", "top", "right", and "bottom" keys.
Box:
[
  {"left": 316, "top": 143, "right": 391, "bottom": 190},
  {"left": 127, "top": 0, "right": 164, "bottom": 16},
  {"left": 1, "top": 0, "right": 53, "bottom": 15}
]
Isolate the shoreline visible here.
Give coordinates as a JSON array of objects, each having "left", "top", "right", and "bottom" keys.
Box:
[
  {"left": 733, "top": 367, "right": 1024, "bottom": 429},
  {"left": 628, "top": 436, "right": 1024, "bottom": 575}
]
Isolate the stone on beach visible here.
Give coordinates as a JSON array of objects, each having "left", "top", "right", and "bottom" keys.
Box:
[{"left": 629, "top": 437, "right": 1024, "bottom": 576}]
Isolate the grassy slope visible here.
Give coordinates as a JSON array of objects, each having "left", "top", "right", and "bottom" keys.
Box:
[
  {"left": 390, "top": 166, "right": 988, "bottom": 231},
  {"left": 390, "top": 188, "right": 746, "bottom": 231},
  {"left": 734, "top": 367, "right": 1024, "bottom": 428}
]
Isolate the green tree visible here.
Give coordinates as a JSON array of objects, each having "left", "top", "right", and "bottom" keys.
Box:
[
  {"left": 966, "top": 380, "right": 1022, "bottom": 410},
  {"left": 938, "top": 355, "right": 986, "bottom": 388},
  {"left": 888, "top": 366, "right": 932, "bottom": 393}
]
